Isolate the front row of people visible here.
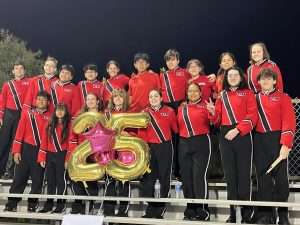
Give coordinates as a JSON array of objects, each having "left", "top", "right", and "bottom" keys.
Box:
[{"left": 3, "top": 67, "right": 296, "bottom": 225}]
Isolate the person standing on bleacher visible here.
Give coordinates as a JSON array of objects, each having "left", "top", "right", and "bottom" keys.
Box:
[
  {"left": 0, "top": 62, "right": 30, "bottom": 179},
  {"left": 4, "top": 91, "right": 51, "bottom": 212}
]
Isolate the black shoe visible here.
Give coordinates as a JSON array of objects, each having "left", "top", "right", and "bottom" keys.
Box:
[
  {"left": 256, "top": 215, "right": 275, "bottom": 224},
  {"left": 142, "top": 214, "right": 155, "bottom": 218},
  {"left": 183, "top": 215, "right": 197, "bottom": 221},
  {"left": 52, "top": 204, "right": 66, "bottom": 213},
  {"left": 70, "top": 204, "right": 82, "bottom": 214},
  {"left": 226, "top": 215, "right": 236, "bottom": 223},
  {"left": 104, "top": 211, "right": 115, "bottom": 217},
  {"left": 27, "top": 205, "right": 38, "bottom": 213},
  {"left": 278, "top": 217, "right": 291, "bottom": 225},
  {"left": 155, "top": 215, "right": 164, "bottom": 219},
  {"left": 241, "top": 217, "right": 253, "bottom": 224},
  {"left": 39, "top": 203, "right": 53, "bottom": 213},
  {"left": 4, "top": 205, "right": 17, "bottom": 212},
  {"left": 115, "top": 212, "right": 128, "bottom": 217},
  {"left": 2, "top": 172, "right": 13, "bottom": 180}
]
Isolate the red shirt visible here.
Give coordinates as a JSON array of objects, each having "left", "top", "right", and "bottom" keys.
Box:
[
  {"left": 247, "top": 59, "right": 283, "bottom": 93},
  {"left": 78, "top": 80, "right": 104, "bottom": 108},
  {"left": 210, "top": 89, "right": 258, "bottom": 136},
  {"left": 12, "top": 109, "right": 51, "bottom": 153},
  {"left": 23, "top": 75, "right": 58, "bottom": 111},
  {"left": 160, "top": 67, "right": 190, "bottom": 103},
  {"left": 255, "top": 89, "right": 296, "bottom": 148},
  {"left": 50, "top": 81, "right": 80, "bottom": 116},
  {"left": 138, "top": 105, "right": 178, "bottom": 143},
  {"left": 0, "top": 77, "right": 31, "bottom": 119},
  {"left": 178, "top": 101, "right": 211, "bottom": 138},
  {"left": 192, "top": 75, "right": 216, "bottom": 101},
  {"left": 128, "top": 71, "right": 161, "bottom": 112},
  {"left": 38, "top": 122, "right": 70, "bottom": 162},
  {"left": 103, "top": 74, "right": 130, "bottom": 102},
  {"left": 215, "top": 74, "right": 225, "bottom": 95}
]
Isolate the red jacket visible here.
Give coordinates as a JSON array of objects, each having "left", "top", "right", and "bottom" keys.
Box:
[
  {"left": 138, "top": 105, "right": 178, "bottom": 143},
  {"left": 12, "top": 109, "right": 51, "bottom": 153},
  {"left": 160, "top": 67, "right": 190, "bottom": 103},
  {"left": 37, "top": 122, "right": 70, "bottom": 163},
  {"left": 103, "top": 74, "right": 130, "bottom": 102},
  {"left": 191, "top": 75, "right": 216, "bottom": 101},
  {"left": 23, "top": 75, "right": 58, "bottom": 111},
  {"left": 0, "top": 77, "right": 30, "bottom": 119},
  {"left": 210, "top": 89, "right": 258, "bottom": 136},
  {"left": 255, "top": 89, "right": 296, "bottom": 148},
  {"left": 128, "top": 71, "right": 161, "bottom": 112},
  {"left": 78, "top": 80, "right": 104, "bottom": 108},
  {"left": 247, "top": 59, "right": 283, "bottom": 93},
  {"left": 178, "top": 100, "right": 211, "bottom": 138},
  {"left": 50, "top": 81, "right": 80, "bottom": 116}
]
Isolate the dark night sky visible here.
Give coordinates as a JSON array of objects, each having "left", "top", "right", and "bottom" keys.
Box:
[{"left": 0, "top": 0, "right": 299, "bottom": 97}]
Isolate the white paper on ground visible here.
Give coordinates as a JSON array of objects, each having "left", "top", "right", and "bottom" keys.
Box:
[{"left": 62, "top": 214, "right": 104, "bottom": 225}]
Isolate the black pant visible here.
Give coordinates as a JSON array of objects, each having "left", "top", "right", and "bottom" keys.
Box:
[
  {"left": 44, "top": 151, "right": 67, "bottom": 206},
  {"left": 254, "top": 131, "right": 289, "bottom": 218},
  {"left": 164, "top": 101, "right": 181, "bottom": 177},
  {"left": 179, "top": 134, "right": 211, "bottom": 218},
  {"left": 71, "top": 180, "right": 99, "bottom": 208},
  {"left": 102, "top": 176, "right": 130, "bottom": 215},
  {"left": 7, "top": 142, "right": 45, "bottom": 208},
  {"left": 141, "top": 141, "right": 173, "bottom": 217},
  {"left": 219, "top": 125, "right": 253, "bottom": 219},
  {"left": 0, "top": 108, "right": 21, "bottom": 176}
]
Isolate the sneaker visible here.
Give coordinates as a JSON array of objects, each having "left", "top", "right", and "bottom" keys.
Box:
[
  {"left": 256, "top": 215, "right": 275, "bottom": 224},
  {"left": 115, "top": 211, "right": 128, "bottom": 217},
  {"left": 226, "top": 215, "right": 236, "bottom": 223},
  {"left": 2, "top": 172, "right": 13, "bottom": 180},
  {"left": 278, "top": 217, "right": 291, "bottom": 225},
  {"left": 27, "top": 206, "right": 38, "bottom": 213},
  {"left": 4, "top": 205, "right": 17, "bottom": 212},
  {"left": 52, "top": 204, "right": 66, "bottom": 213},
  {"left": 39, "top": 204, "right": 53, "bottom": 213}
]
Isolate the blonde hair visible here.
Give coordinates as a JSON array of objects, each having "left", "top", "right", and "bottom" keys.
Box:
[
  {"left": 106, "top": 88, "right": 130, "bottom": 111},
  {"left": 249, "top": 42, "right": 270, "bottom": 64}
]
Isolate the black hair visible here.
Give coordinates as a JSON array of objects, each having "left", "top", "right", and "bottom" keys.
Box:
[
  {"left": 13, "top": 61, "right": 25, "bottom": 70},
  {"left": 83, "top": 64, "right": 98, "bottom": 73},
  {"left": 217, "top": 52, "right": 237, "bottom": 76},
  {"left": 222, "top": 66, "right": 248, "bottom": 90},
  {"left": 60, "top": 64, "right": 75, "bottom": 77},
  {"left": 164, "top": 49, "right": 180, "bottom": 61},
  {"left": 134, "top": 53, "right": 150, "bottom": 63},
  {"left": 36, "top": 91, "right": 51, "bottom": 101},
  {"left": 257, "top": 68, "right": 278, "bottom": 81}
]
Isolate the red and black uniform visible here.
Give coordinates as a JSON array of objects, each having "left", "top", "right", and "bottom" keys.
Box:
[
  {"left": 247, "top": 59, "right": 283, "bottom": 93},
  {"left": 215, "top": 74, "right": 225, "bottom": 95},
  {"left": 6, "top": 109, "right": 51, "bottom": 211},
  {"left": 128, "top": 72, "right": 161, "bottom": 112},
  {"left": 69, "top": 113, "right": 99, "bottom": 214},
  {"left": 0, "top": 77, "right": 30, "bottom": 176},
  {"left": 210, "top": 88, "right": 258, "bottom": 221},
  {"left": 102, "top": 108, "right": 133, "bottom": 216},
  {"left": 23, "top": 75, "right": 58, "bottom": 111},
  {"left": 78, "top": 80, "right": 104, "bottom": 109},
  {"left": 138, "top": 105, "right": 178, "bottom": 218},
  {"left": 177, "top": 100, "right": 211, "bottom": 220},
  {"left": 254, "top": 89, "right": 296, "bottom": 219},
  {"left": 50, "top": 81, "right": 80, "bottom": 116},
  {"left": 37, "top": 122, "right": 70, "bottom": 211},
  {"left": 103, "top": 74, "right": 130, "bottom": 103},
  {"left": 191, "top": 75, "right": 216, "bottom": 102}
]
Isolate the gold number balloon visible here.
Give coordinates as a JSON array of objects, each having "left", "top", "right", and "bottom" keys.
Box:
[{"left": 67, "top": 111, "right": 150, "bottom": 186}]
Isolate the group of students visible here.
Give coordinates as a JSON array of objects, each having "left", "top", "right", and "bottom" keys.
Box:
[{"left": 0, "top": 43, "right": 296, "bottom": 225}]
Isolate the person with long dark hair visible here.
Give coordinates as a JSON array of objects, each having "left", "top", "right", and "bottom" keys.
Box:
[
  {"left": 38, "top": 103, "right": 71, "bottom": 213},
  {"left": 177, "top": 82, "right": 211, "bottom": 221},
  {"left": 206, "top": 66, "right": 258, "bottom": 223}
]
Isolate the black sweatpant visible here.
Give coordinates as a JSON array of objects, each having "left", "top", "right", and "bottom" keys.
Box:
[
  {"left": 219, "top": 125, "right": 253, "bottom": 219},
  {"left": 179, "top": 134, "right": 211, "bottom": 219},
  {"left": 164, "top": 101, "right": 181, "bottom": 178},
  {"left": 7, "top": 142, "right": 45, "bottom": 208},
  {"left": 0, "top": 108, "right": 21, "bottom": 176},
  {"left": 254, "top": 131, "right": 289, "bottom": 218},
  {"left": 141, "top": 141, "right": 173, "bottom": 217},
  {"left": 44, "top": 151, "right": 67, "bottom": 207},
  {"left": 102, "top": 176, "right": 130, "bottom": 215}
]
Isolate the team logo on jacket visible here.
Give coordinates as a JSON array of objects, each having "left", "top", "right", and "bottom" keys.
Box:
[
  {"left": 22, "top": 81, "right": 30, "bottom": 85},
  {"left": 93, "top": 84, "right": 101, "bottom": 88},
  {"left": 236, "top": 92, "right": 246, "bottom": 96},
  {"left": 198, "top": 82, "right": 206, "bottom": 86},
  {"left": 270, "top": 97, "right": 280, "bottom": 101},
  {"left": 44, "top": 116, "right": 49, "bottom": 120},
  {"left": 176, "top": 72, "right": 184, "bottom": 76},
  {"left": 197, "top": 105, "right": 206, "bottom": 109},
  {"left": 64, "top": 89, "right": 72, "bottom": 93},
  {"left": 161, "top": 112, "right": 169, "bottom": 116}
]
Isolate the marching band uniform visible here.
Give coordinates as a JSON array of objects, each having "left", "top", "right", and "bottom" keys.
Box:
[
  {"left": 191, "top": 75, "right": 216, "bottom": 102},
  {"left": 103, "top": 74, "right": 130, "bottom": 103},
  {"left": 177, "top": 100, "right": 211, "bottom": 220},
  {"left": 254, "top": 89, "right": 296, "bottom": 222},
  {"left": 247, "top": 59, "right": 283, "bottom": 93},
  {"left": 0, "top": 76, "right": 30, "bottom": 176},
  {"left": 128, "top": 72, "right": 161, "bottom": 112},
  {"left": 210, "top": 88, "right": 258, "bottom": 223},
  {"left": 139, "top": 105, "right": 178, "bottom": 218},
  {"left": 50, "top": 81, "right": 80, "bottom": 116},
  {"left": 5, "top": 108, "right": 51, "bottom": 212},
  {"left": 37, "top": 122, "right": 71, "bottom": 212},
  {"left": 77, "top": 80, "right": 104, "bottom": 109},
  {"left": 23, "top": 75, "right": 58, "bottom": 111}
]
